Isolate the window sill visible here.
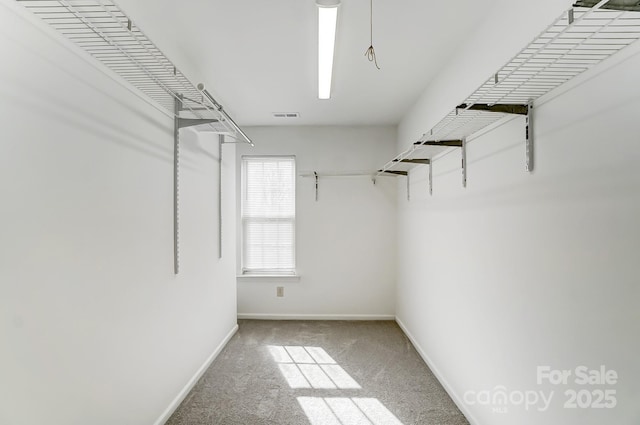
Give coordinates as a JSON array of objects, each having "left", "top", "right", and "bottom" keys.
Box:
[{"left": 237, "top": 274, "right": 301, "bottom": 282}]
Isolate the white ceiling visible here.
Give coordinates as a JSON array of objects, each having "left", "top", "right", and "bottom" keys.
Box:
[{"left": 116, "top": 0, "right": 506, "bottom": 126}]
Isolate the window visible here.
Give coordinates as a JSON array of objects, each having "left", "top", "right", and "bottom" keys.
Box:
[{"left": 241, "top": 156, "right": 296, "bottom": 275}]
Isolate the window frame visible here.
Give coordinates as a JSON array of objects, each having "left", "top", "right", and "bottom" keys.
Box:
[{"left": 240, "top": 155, "right": 297, "bottom": 276}]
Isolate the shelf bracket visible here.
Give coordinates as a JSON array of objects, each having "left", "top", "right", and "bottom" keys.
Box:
[
  {"left": 526, "top": 100, "right": 534, "bottom": 172},
  {"left": 415, "top": 140, "right": 463, "bottom": 147},
  {"left": 393, "top": 158, "right": 431, "bottom": 164},
  {"left": 406, "top": 172, "right": 411, "bottom": 201},
  {"left": 314, "top": 172, "right": 319, "bottom": 202},
  {"left": 378, "top": 170, "right": 408, "bottom": 176},
  {"left": 391, "top": 158, "right": 431, "bottom": 197},
  {"left": 456, "top": 103, "right": 528, "bottom": 115},
  {"left": 573, "top": 0, "right": 640, "bottom": 12},
  {"left": 177, "top": 117, "right": 219, "bottom": 129},
  {"left": 413, "top": 140, "right": 467, "bottom": 188}
]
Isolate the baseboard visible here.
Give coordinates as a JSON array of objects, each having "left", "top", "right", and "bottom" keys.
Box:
[
  {"left": 395, "top": 317, "right": 481, "bottom": 425},
  {"left": 238, "top": 313, "right": 395, "bottom": 321},
  {"left": 153, "top": 324, "right": 239, "bottom": 425}
]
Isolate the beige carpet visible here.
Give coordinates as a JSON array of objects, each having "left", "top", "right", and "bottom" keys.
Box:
[{"left": 167, "top": 320, "right": 469, "bottom": 425}]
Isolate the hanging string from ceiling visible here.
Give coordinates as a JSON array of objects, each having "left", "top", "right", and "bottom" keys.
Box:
[{"left": 364, "top": 0, "right": 380, "bottom": 69}]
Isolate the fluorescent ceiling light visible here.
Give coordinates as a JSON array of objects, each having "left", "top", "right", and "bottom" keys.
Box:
[{"left": 317, "top": 0, "right": 340, "bottom": 100}]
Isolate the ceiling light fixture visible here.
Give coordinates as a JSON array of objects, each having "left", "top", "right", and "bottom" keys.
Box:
[{"left": 317, "top": 0, "right": 340, "bottom": 99}]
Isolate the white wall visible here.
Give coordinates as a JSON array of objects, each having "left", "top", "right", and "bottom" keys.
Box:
[
  {"left": 0, "top": 3, "right": 237, "bottom": 425},
  {"left": 236, "top": 126, "right": 397, "bottom": 319},
  {"left": 396, "top": 4, "right": 640, "bottom": 425}
]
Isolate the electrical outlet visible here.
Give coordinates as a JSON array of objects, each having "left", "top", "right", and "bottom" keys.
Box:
[{"left": 276, "top": 286, "right": 284, "bottom": 297}]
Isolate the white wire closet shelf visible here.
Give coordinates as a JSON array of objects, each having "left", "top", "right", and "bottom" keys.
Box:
[
  {"left": 16, "top": 0, "right": 253, "bottom": 145},
  {"left": 377, "top": 0, "right": 640, "bottom": 180}
]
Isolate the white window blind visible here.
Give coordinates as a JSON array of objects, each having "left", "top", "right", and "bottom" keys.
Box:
[{"left": 241, "top": 156, "right": 296, "bottom": 274}]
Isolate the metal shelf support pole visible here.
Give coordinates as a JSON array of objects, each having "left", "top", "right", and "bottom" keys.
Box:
[
  {"left": 174, "top": 101, "right": 232, "bottom": 273},
  {"left": 218, "top": 134, "right": 223, "bottom": 259},
  {"left": 526, "top": 101, "right": 534, "bottom": 172},
  {"left": 462, "top": 137, "right": 467, "bottom": 188},
  {"left": 173, "top": 97, "right": 181, "bottom": 274}
]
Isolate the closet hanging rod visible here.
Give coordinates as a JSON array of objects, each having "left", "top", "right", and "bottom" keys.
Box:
[{"left": 198, "top": 84, "right": 254, "bottom": 147}]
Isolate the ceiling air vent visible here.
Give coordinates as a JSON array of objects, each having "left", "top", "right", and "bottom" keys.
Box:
[{"left": 273, "top": 112, "right": 300, "bottom": 119}]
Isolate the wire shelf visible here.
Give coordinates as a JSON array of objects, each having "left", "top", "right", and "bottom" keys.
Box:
[
  {"left": 17, "top": 0, "right": 250, "bottom": 141},
  {"left": 377, "top": 3, "right": 640, "bottom": 178}
]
